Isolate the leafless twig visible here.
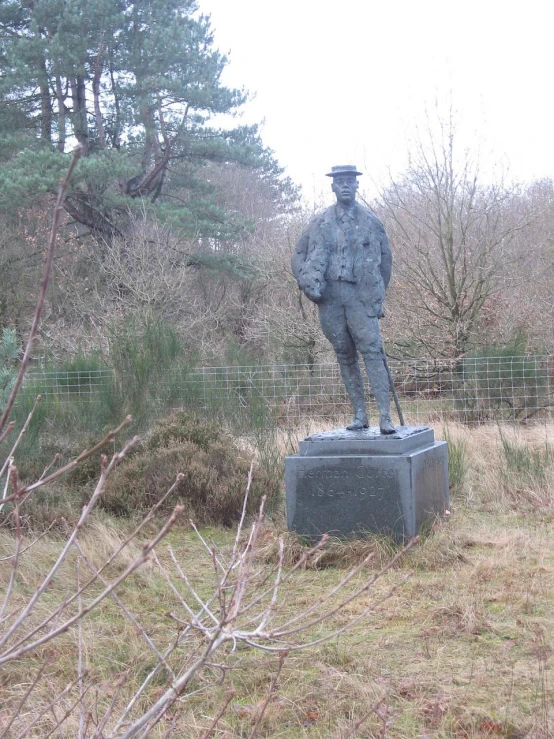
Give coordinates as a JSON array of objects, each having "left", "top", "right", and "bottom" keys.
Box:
[
  {"left": 249, "top": 650, "right": 287, "bottom": 738},
  {"left": 199, "top": 690, "right": 236, "bottom": 739},
  {"left": 0, "top": 395, "right": 41, "bottom": 489},
  {"left": 340, "top": 696, "right": 388, "bottom": 739},
  {"left": 0, "top": 415, "right": 133, "bottom": 507}
]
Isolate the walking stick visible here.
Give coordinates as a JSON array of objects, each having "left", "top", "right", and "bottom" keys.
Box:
[{"left": 383, "top": 351, "right": 405, "bottom": 427}]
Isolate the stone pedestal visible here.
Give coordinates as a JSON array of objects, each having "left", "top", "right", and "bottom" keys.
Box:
[{"left": 285, "top": 426, "right": 449, "bottom": 541}]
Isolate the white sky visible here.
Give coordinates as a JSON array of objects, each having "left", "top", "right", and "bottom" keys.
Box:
[{"left": 198, "top": 0, "right": 554, "bottom": 202}]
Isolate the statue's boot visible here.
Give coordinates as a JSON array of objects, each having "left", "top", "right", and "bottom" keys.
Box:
[
  {"left": 338, "top": 357, "right": 368, "bottom": 430},
  {"left": 364, "top": 355, "right": 395, "bottom": 435}
]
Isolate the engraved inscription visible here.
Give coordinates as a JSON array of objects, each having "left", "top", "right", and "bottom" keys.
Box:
[
  {"left": 301, "top": 465, "right": 398, "bottom": 501},
  {"left": 423, "top": 455, "right": 443, "bottom": 470},
  {"left": 302, "top": 477, "right": 396, "bottom": 499},
  {"left": 307, "top": 468, "right": 397, "bottom": 482},
  {"left": 313, "top": 484, "right": 379, "bottom": 499},
  {"left": 355, "top": 466, "right": 396, "bottom": 479}
]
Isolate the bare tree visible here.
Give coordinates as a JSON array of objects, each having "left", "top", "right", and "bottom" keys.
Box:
[
  {"left": 374, "top": 110, "right": 532, "bottom": 360},
  {"left": 495, "top": 178, "right": 554, "bottom": 351}
]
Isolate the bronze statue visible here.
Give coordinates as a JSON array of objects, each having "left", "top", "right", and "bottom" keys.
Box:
[{"left": 292, "top": 165, "right": 395, "bottom": 434}]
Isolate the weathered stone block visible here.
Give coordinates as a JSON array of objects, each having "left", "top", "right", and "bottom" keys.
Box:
[{"left": 285, "top": 426, "right": 449, "bottom": 540}]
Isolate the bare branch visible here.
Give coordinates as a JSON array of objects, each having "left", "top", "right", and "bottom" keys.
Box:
[
  {"left": 199, "top": 690, "right": 236, "bottom": 739},
  {"left": 0, "top": 437, "right": 140, "bottom": 656},
  {"left": 248, "top": 651, "right": 287, "bottom": 738},
  {"left": 0, "top": 416, "right": 133, "bottom": 506}
]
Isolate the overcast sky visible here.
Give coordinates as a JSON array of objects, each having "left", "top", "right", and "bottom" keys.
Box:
[{"left": 199, "top": 0, "right": 553, "bottom": 201}]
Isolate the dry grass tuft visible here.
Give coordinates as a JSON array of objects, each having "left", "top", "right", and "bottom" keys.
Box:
[
  {"left": 254, "top": 525, "right": 400, "bottom": 570},
  {"left": 437, "top": 422, "right": 554, "bottom": 511},
  {"left": 77, "top": 517, "right": 146, "bottom": 574}
]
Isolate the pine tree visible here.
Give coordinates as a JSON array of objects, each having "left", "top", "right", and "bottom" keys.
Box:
[{"left": 0, "top": 0, "right": 295, "bottom": 238}]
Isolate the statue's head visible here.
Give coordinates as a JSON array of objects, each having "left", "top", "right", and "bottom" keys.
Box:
[{"left": 327, "top": 165, "right": 362, "bottom": 207}]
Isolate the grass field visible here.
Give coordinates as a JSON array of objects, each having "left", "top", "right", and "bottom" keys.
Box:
[{"left": 1, "top": 423, "right": 553, "bottom": 737}]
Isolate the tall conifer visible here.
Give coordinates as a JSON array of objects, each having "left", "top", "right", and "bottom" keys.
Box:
[{"left": 0, "top": 0, "right": 293, "bottom": 237}]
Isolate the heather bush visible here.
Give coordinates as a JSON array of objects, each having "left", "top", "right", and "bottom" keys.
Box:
[
  {"left": 146, "top": 409, "right": 222, "bottom": 452},
  {"left": 101, "top": 410, "right": 281, "bottom": 524}
]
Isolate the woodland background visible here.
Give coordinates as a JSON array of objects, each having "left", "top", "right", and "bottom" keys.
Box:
[{"left": 1, "top": 0, "right": 553, "bottom": 379}]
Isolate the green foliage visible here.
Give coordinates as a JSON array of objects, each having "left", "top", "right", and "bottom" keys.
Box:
[
  {"left": 101, "top": 410, "right": 281, "bottom": 524},
  {"left": 441, "top": 426, "right": 467, "bottom": 494},
  {"left": 2, "top": 318, "right": 195, "bottom": 480},
  {"left": 0, "top": 0, "right": 295, "bottom": 236},
  {"left": 106, "top": 315, "right": 191, "bottom": 425},
  {"left": 3, "top": 385, "right": 104, "bottom": 482},
  {"left": 221, "top": 335, "right": 265, "bottom": 367},
  {"left": 454, "top": 339, "right": 551, "bottom": 423},
  {"left": 0, "top": 147, "right": 66, "bottom": 209},
  {"left": 0, "top": 327, "right": 20, "bottom": 409},
  {"left": 186, "top": 251, "right": 260, "bottom": 281}
]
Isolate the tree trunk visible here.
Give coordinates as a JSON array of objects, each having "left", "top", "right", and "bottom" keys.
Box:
[
  {"left": 38, "top": 57, "right": 52, "bottom": 142},
  {"left": 71, "top": 75, "right": 88, "bottom": 154},
  {"left": 92, "top": 47, "right": 106, "bottom": 150},
  {"left": 54, "top": 73, "right": 66, "bottom": 152},
  {"left": 108, "top": 48, "right": 121, "bottom": 149}
]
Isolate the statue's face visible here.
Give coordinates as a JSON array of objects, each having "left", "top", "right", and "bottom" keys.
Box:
[{"left": 332, "top": 175, "right": 358, "bottom": 206}]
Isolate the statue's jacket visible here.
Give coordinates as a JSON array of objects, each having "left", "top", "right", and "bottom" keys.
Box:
[{"left": 291, "top": 203, "right": 392, "bottom": 317}]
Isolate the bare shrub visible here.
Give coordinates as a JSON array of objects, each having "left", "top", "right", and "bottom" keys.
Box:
[{"left": 0, "top": 465, "right": 412, "bottom": 736}]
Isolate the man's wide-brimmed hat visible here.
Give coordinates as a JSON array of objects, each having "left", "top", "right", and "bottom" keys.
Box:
[{"left": 326, "top": 165, "right": 363, "bottom": 178}]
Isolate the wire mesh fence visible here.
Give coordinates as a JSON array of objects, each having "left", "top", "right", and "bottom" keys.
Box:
[
  {"left": 19, "top": 368, "right": 114, "bottom": 401},
  {"left": 19, "top": 355, "right": 553, "bottom": 426}
]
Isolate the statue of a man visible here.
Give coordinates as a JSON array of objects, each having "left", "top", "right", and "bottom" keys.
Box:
[{"left": 292, "top": 165, "right": 395, "bottom": 434}]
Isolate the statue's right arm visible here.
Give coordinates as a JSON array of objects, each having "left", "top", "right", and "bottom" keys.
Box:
[
  {"left": 291, "top": 215, "right": 328, "bottom": 302},
  {"left": 291, "top": 229, "right": 309, "bottom": 282}
]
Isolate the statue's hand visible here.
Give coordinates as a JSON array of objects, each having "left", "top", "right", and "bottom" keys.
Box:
[{"left": 304, "top": 285, "right": 323, "bottom": 303}]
